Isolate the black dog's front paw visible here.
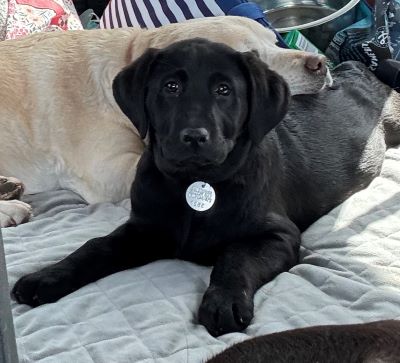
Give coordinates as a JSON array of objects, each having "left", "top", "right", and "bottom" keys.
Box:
[
  {"left": 12, "top": 267, "right": 75, "bottom": 307},
  {"left": 198, "top": 286, "right": 254, "bottom": 336}
]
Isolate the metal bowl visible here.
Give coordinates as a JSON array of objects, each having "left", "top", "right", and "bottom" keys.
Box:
[{"left": 253, "top": 0, "right": 361, "bottom": 50}]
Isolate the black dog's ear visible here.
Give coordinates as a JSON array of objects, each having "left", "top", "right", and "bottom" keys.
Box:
[
  {"left": 239, "top": 51, "right": 290, "bottom": 145},
  {"left": 112, "top": 48, "right": 160, "bottom": 139}
]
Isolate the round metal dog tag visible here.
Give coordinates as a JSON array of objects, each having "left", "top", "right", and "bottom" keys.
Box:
[{"left": 185, "top": 182, "right": 216, "bottom": 212}]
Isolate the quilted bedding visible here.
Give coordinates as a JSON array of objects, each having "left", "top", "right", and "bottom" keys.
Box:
[{"left": 3, "top": 147, "right": 400, "bottom": 363}]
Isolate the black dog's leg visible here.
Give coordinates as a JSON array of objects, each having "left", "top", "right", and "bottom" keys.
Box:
[
  {"left": 198, "top": 215, "right": 301, "bottom": 336},
  {"left": 12, "top": 221, "right": 168, "bottom": 307}
]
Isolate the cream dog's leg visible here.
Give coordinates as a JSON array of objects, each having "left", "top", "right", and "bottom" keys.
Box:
[
  {"left": 0, "top": 176, "right": 31, "bottom": 227},
  {"left": 0, "top": 200, "right": 32, "bottom": 227},
  {"left": 63, "top": 151, "right": 142, "bottom": 204}
]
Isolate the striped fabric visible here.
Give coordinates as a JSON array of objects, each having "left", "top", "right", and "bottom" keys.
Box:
[
  {"left": 99, "top": 0, "right": 288, "bottom": 47},
  {"left": 100, "top": 0, "right": 225, "bottom": 29}
]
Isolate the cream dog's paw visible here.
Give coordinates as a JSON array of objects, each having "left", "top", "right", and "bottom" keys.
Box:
[
  {"left": 0, "top": 200, "right": 32, "bottom": 227},
  {"left": 0, "top": 176, "right": 25, "bottom": 200}
]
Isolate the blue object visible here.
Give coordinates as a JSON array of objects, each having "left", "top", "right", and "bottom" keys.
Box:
[{"left": 216, "top": 0, "right": 288, "bottom": 48}]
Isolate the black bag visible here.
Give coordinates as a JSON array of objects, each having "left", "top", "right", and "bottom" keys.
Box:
[{"left": 326, "top": 0, "right": 400, "bottom": 90}]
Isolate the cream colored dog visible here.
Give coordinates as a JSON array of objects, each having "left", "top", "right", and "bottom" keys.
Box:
[{"left": 0, "top": 16, "right": 332, "bottom": 227}]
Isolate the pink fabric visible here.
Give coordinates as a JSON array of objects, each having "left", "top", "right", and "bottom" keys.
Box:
[{"left": 4, "top": 0, "right": 82, "bottom": 40}]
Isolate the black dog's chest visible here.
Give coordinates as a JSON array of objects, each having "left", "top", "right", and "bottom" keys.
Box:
[
  {"left": 173, "top": 193, "right": 248, "bottom": 264},
  {"left": 132, "top": 174, "right": 256, "bottom": 265}
]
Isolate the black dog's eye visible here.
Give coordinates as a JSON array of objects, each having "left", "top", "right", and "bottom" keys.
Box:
[
  {"left": 215, "top": 84, "right": 231, "bottom": 96},
  {"left": 164, "top": 81, "right": 180, "bottom": 93}
]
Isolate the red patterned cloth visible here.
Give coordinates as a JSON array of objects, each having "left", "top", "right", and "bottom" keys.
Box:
[{"left": 0, "top": 0, "right": 82, "bottom": 40}]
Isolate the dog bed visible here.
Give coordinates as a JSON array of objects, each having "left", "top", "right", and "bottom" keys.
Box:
[{"left": 3, "top": 146, "right": 400, "bottom": 363}]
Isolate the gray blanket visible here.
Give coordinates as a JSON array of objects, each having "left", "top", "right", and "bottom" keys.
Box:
[{"left": 4, "top": 147, "right": 400, "bottom": 363}]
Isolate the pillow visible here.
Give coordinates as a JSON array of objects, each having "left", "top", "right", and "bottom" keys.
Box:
[{"left": 4, "top": 0, "right": 82, "bottom": 40}]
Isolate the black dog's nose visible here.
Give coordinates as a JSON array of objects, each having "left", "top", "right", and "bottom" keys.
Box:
[{"left": 180, "top": 128, "right": 210, "bottom": 146}]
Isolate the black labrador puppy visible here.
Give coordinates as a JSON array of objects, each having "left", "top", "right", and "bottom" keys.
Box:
[{"left": 12, "top": 38, "right": 399, "bottom": 336}]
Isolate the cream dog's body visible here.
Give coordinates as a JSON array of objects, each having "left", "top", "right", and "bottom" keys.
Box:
[{"left": 0, "top": 16, "right": 331, "bottom": 227}]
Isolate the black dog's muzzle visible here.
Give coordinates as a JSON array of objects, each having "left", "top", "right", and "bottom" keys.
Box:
[{"left": 180, "top": 127, "right": 210, "bottom": 147}]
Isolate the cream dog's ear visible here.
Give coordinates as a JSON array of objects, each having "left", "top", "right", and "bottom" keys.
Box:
[{"left": 113, "top": 48, "right": 160, "bottom": 139}]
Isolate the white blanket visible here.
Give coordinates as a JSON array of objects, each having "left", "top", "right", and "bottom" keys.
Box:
[{"left": 4, "top": 147, "right": 400, "bottom": 363}]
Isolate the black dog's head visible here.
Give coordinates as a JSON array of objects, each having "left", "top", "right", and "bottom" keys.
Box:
[{"left": 113, "top": 38, "right": 289, "bottom": 180}]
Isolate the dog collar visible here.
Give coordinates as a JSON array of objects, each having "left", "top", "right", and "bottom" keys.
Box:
[{"left": 185, "top": 182, "right": 216, "bottom": 212}]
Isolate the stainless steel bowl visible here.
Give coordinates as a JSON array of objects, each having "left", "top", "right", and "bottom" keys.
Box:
[{"left": 253, "top": 0, "right": 361, "bottom": 51}]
